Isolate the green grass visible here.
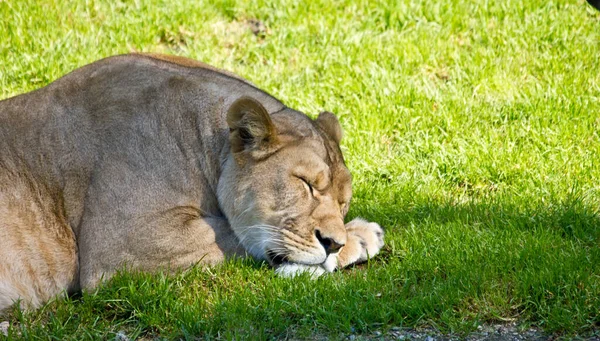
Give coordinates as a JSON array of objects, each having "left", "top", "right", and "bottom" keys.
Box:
[{"left": 1, "top": 0, "right": 600, "bottom": 339}]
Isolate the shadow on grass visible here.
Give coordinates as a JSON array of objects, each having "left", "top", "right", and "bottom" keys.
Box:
[
  {"left": 347, "top": 191, "right": 600, "bottom": 333},
  {"left": 352, "top": 190, "right": 600, "bottom": 246}
]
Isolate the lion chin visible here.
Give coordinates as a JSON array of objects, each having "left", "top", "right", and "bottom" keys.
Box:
[
  {"left": 275, "top": 254, "right": 340, "bottom": 279},
  {"left": 0, "top": 53, "right": 384, "bottom": 312}
]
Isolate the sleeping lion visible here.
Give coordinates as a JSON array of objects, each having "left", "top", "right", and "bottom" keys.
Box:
[{"left": 0, "top": 54, "right": 384, "bottom": 312}]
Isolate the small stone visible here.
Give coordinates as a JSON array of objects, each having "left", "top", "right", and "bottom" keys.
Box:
[
  {"left": 0, "top": 321, "right": 9, "bottom": 337},
  {"left": 374, "top": 330, "right": 382, "bottom": 336},
  {"left": 115, "top": 331, "right": 130, "bottom": 341},
  {"left": 477, "top": 325, "right": 483, "bottom": 331},
  {"left": 425, "top": 336, "right": 435, "bottom": 341}
]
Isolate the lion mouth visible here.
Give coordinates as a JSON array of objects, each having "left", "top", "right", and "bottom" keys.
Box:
[
  {"left": 266, "top": 249, "right": 328, "bottom": 268},
  {"left": 266, "top": 249, "right": 289, "bottom": 266}
]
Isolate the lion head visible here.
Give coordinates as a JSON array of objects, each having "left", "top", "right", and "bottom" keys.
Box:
[{"left": 217, "top": 97, "right": 352, "bottom": 270}]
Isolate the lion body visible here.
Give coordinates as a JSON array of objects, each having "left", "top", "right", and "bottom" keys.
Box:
[{"left": 0, "top": 54, "right": 383, "bottom": 312}]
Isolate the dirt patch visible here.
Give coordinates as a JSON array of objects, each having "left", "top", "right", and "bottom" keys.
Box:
[{"left": 345, "top": 323, "right": 599, "bottom": 341}]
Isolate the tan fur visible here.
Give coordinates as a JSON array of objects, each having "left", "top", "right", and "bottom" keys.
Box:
[
  {"left": 0, "top": 54, "right": 384, "bottom": 312},
  {"left": 0, "top": 172, "right": 78, "bottom": 310}
]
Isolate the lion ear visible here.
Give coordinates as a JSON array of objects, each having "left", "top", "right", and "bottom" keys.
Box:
[
  {"left": 227, "top": 96, "right": 277, "bottom": 153},
  {"left": 316, "top": 111, "right": 342, "bottom": 144}
]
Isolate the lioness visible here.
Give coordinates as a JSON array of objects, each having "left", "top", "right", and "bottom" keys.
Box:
[{"left": 0, "top": 54, "right": 384, "bottom": 312}]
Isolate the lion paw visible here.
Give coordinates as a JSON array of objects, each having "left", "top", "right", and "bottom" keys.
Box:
[{"left": 339, "top": 218, "right": 384, "bottom": 267}]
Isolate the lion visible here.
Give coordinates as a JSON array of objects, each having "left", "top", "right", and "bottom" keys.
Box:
[{"left": 0, "top": 53, "right": 384, "bottom": 312}]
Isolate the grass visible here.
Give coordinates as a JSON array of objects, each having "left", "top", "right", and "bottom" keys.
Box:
[{"left": 1, "top": 0, "right": 599, "bottom": 339}]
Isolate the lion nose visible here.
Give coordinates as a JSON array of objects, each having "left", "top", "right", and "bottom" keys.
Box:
[{"left": 315, "top": 230, "right": 345, "bottom": 255}]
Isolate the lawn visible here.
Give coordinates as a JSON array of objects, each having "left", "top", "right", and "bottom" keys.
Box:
[{"left": 1, "top": 0, "right": 599, "bottom": 339}]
